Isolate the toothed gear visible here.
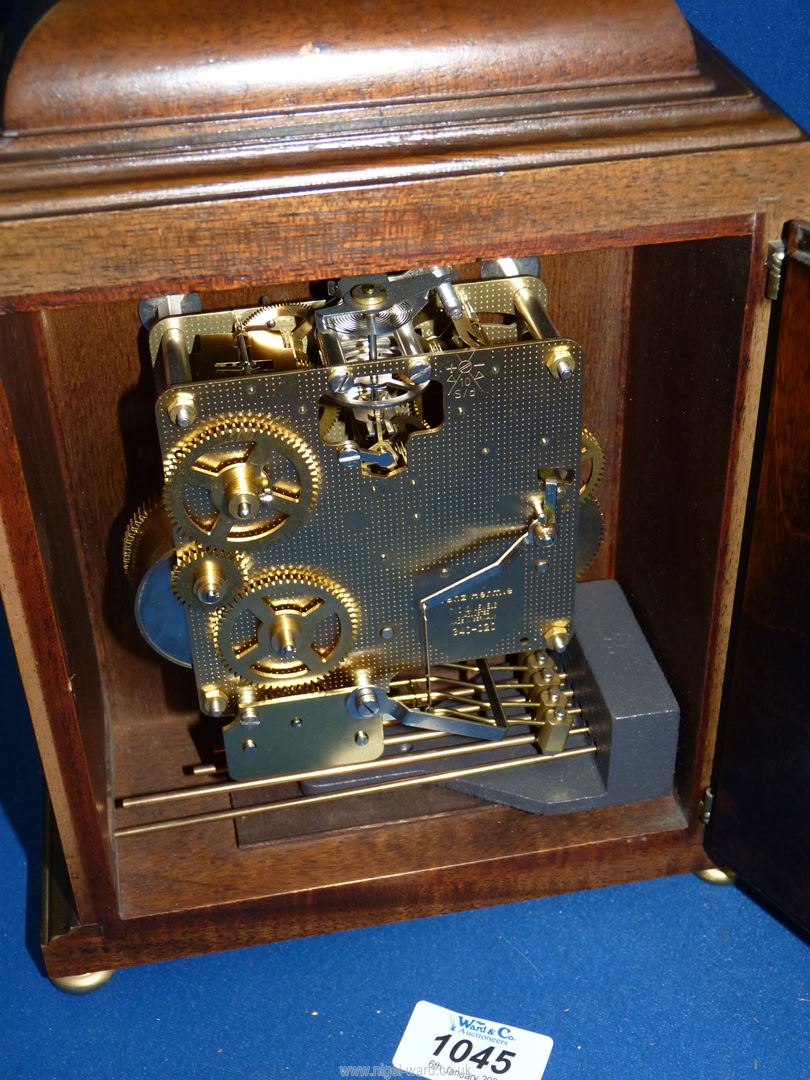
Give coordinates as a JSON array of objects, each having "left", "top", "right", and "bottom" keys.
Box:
[
  {"left": 579, "top": 428, "right": 604, "bottom": 503},
  {"left": 241, "top": 305, "right": 276, "bottom": 328},
  {"left": 163, "top": 415, "right": 320, "bottom": 549},
  {"left": 170, "top": 544, "right": 248, "bottom": 607},
  {"left": 242, "top": 302, "right": 314, "bottom": 328},
  {"left": 122, "top": 495, "right": 171, "bottom": 586},
  {"left": 216, "top": 566, "right": 358, "bottom": 688},
  {"left": 576, "top": 495, "right": 605, "bottom": 576}
]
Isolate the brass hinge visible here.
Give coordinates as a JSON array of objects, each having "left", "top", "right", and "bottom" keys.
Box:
[
  {"left": 765, "top": 239, "right": 786, "bottom": 300},
  {"left": 700, "top": 786, "right": 714, "bottom": 826}
]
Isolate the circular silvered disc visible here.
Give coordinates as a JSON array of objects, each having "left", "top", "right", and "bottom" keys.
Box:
[{"left": 135, "top": 552, "right": 193, "bottom": 667}]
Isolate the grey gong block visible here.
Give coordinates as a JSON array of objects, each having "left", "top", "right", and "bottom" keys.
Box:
[
  {"left": 301, "top": 580, "right": 680, "bottom": 816},
  {"left": 443, "top": 578, "right": 680, "bottom": 814}
]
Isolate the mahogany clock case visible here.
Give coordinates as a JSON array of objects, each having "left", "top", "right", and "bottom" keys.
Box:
[{"left": 0, "top": 0, "right": 807, "bottom": 977}]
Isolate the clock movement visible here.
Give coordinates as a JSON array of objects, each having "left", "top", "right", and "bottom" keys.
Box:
[{"left": 0, "top": 0, "right": 806, "bottom": 986}]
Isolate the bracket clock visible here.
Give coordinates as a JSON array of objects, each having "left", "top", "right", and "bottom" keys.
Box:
[{"left": 0, "top": 0, "right": 807, "bottom": 988}]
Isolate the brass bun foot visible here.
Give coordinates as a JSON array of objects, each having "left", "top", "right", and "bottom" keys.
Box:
[
  {"left": 695, "top": 866, "right": 738, "bottom": 886},
  {"left": 49, "top": 969, "right": 115, "bottom": 995}
]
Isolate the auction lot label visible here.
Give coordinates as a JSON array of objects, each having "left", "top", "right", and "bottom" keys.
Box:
[{"left": 393, "top": 1001, "right": 553, "bottom": 1079}]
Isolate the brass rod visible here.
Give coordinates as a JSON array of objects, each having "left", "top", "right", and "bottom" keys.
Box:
[
  {"left": 393, "top": 688, "right": 480, "bottom": 704},
  {"left": 187, "top": 722, "right": 588, "bottom": 776},
  {"left": 383, "top": 730, "right": 447, "bottom": 746},
  {"left": 438, "top": 662, "right": 485, "bottom": 672},
  {"left": 120, "top": 733, "right": 539, "bottom": 809},
  {"left": 189, "top": 724, "right": 588, "bottom": 771},
  {"left": 401, "top": 694, "right": 533, "bottom": 714},
  {"left": 432, "top": 690, "right": 487, "bottom": 706},
  {"left": 389, "top": 674, "right": 484, "bottom": 689},
  {"left": 191, "top": 764, "right": 223, "bottom": 777},
  {"left": 390, "top": 676, "right": 536, "bottom": 691},
  {"left": 433, "top": 706, "right": 497, "bottom": 724},
  {"left": 115, "top": 745, "right": 598, "bottom": 838}
]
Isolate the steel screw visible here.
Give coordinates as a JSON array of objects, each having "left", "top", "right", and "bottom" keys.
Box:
[
  {"left": 355, "top": 730, "right": 370, "bottom": 747},
  {"left": 380, "top": 626, "right": 395, "bottom": 640},
  {"left": 353, "top": 688, "right": 381, "bottom": 718},
  {"left": 406, "top": 358, "right": 432, "bottom": 385},
  {"left": 328, "top": 368, "right": 355, "bottom": 395},
  {"left": 239, "top": 707, "right": 260, "bottom": 728},
  {"left": 532, "top": 523, "right": 556, "bottom": 547},
  {"left": 242, "top": 739, "right": 257, "bottom": 753},
  {"left": 337, "top": 442, "right": 362, "bottom": 467}
]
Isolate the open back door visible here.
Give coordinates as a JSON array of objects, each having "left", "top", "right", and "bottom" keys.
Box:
[{"left": 705, "top": 221, "right": 810, "bottom": 933}]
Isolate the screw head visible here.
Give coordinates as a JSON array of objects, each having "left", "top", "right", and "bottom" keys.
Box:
[
  {"left": 328, "top": 368, "right": 355, "bottom": 395},
  {"left": 406, "top": 358, "right": 432, "bottom": 385},
  {"left": 354, "top": 729, "right": 370, "bottom": 747},
  {"left": 239, "top": 707, "right": 260, "bottom": 727},
  {"left": 380, "top": 626, "right": 395, "bottom": 640},
  {"left": 532, "top": 523, "right": 556, "bottom": 547},
  {"left": 242, "top": 739, "right": 257, "bottom": 753},
  {"left": 337, "top": 442, "right": 362, "bottom": 467},
  {"left": 291, "top": 716, "right": 303, "bottom": 728},
  {"left": 351, "top": 687, "right": 381, "bottom": 718}
]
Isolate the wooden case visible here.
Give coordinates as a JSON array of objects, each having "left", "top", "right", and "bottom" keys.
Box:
[{"left": 0, "top": 0, "right": 807, "bottom": 978}]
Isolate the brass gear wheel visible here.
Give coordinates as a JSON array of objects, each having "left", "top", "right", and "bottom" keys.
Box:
[
  {"left": 170, "top": 544, "right": 248, "bottom": 607},
  {"left": 216, "top": 567, "right": 358, "bottom": 688},
  {"left": 163, "top": 414, "right": 320, "bottom": 549},
  {"left": 122, "top": 495, "right": 173, "bottom": 586},
  {"left": 577, "top": 494, "right": 605, "bottom": 576},
  {"left": 579, "top": 428, "right": 604, "bottom": 503}
]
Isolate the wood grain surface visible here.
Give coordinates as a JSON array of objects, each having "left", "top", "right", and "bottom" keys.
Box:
[
  {"left": 706, "top": 222, "right": 810, "bottom": 932},
  {"left": 5, "top": 0, "right": 698, "bottom": 131},
  {"left": 0, "top": 368, "right": 117, "bottom": 925},
  {"left": 617, "top": 236, "right": 752, "bottom": 816},
  {"left": 44, "top": 796, "right": 707, "bottom": 976}
]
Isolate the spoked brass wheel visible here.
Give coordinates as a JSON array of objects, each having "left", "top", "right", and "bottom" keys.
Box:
[
  {"left": 163, "top": 415, "right": 319, "bottom": 549},
  {"left": 216, "top": 567, "right": 357, "bottom": 688}
]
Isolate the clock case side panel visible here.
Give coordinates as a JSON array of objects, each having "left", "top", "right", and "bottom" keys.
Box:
[
  {"left": 705, "top": 221, "right": 810, "bottom": 934},
  {"left": 0, "top": 313, "right": 118, "bottom": 927}
]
